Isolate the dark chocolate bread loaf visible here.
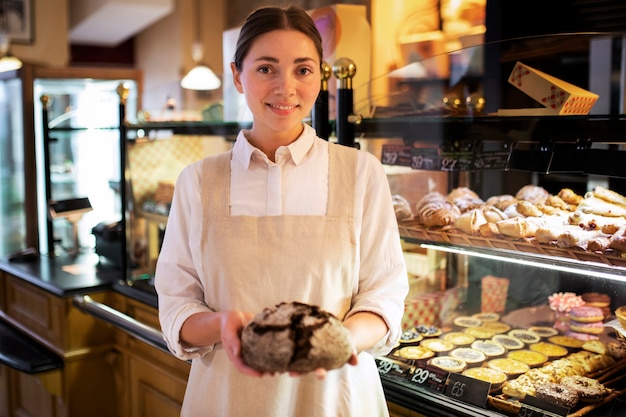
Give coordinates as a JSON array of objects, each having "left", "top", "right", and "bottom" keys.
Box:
[{"left": 241, "top": 302, "right": 353, "bottom": 373}]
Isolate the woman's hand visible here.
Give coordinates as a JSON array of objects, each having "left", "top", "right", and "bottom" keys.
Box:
[{"left": 220, "top": 310, "right": 267, "bottom": 377}]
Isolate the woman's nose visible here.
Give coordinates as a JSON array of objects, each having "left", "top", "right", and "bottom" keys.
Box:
[{"left": 274, "top": 73, "right": 296, "bottom": 96}]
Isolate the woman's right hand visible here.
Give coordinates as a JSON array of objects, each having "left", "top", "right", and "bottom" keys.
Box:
[{"left": 220, "top": 310, "right": 266, "bottom": 377}]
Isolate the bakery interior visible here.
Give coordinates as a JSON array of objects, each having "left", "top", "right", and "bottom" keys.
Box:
[{"left": 3, "top": 0, "right": 626, "bottom": 416}]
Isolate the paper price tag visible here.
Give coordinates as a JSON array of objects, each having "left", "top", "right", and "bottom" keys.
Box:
[
  {"left": 375, "top": 357, "right": 413, "bottom": 382},
  {"left": 473, "top": 151, "right": 510, "bottom": 170}
]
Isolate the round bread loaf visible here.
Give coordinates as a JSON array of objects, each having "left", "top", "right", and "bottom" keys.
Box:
[{"left": 241, "top": 302, "right": 353, "bottom": 373}]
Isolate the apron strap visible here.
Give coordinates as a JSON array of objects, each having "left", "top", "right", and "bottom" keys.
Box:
[{"left": 328, "top": 143, "right": 357, "bottom": 218}]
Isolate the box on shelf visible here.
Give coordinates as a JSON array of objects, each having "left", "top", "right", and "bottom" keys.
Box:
[{"left": 500, "top": 61, "right": 599, "bottom": 116}]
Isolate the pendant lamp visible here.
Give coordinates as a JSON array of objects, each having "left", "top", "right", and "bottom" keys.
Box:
[
  {"left": 181, "top": 0, "right": 221, "bottom": 90},
  {"left": 0, "top": 33, "right": 22, "bottom": 73}
]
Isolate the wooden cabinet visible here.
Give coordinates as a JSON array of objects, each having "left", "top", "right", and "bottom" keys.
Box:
[
  {"left": 113, "top": 297, "right": 190, "bottom": 417},
  {"left": 0, "top": 272, "right": 118, "bottom": 417}
]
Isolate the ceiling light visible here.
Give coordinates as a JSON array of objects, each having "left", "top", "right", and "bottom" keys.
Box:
[
  {"left": 0, "top": 33, "right": 22, "bottom": 73},
  {"left": 181, "top": 42, "right": 221, "bottom": 90},
  {"left": 180, "top": 0, "right": 221, "bottom": 91}
]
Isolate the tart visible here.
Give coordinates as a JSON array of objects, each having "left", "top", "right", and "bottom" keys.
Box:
[
  {"left": 507, "top": 349, "right": 548, "bottom": 367},
  {"left": 529, "top": 342, "right": 569, "bottom": 359},
  {"left": 420, "top": 338, "right": 455, "bottom": 354},
  {"left": 414, "top": 324, "right": 442, "bottom": 338},
  {"left": 528, "top": 326, "right": 559, "bottom": 338},
  {"left": 395, "top": 346, "right": 435, "bottom": 361},
  {"left": 471, "top": 340, "right": 506, "bottom": 357},
  {"left": 492, "top": 334, "right": 525, "bottom": 350},
  {"left": 443, "top": 332, "right": 476, "bottom": 346},
  {"left": 428, "top": 356, "right": 467, "bottom": 373},
  {"left": 480, "top": 321, "right": 511, "bottom": 334},
  {"left": 453, "top": 316, "right": 483, "bottom": 328},
  {"left": 472, "top": 312, "right": 500, "bottom": 322},
  {"left": 399, "top": 330, "right": 423, "bottom": 344},
  {"left": 464, "top": 326, "right": 496, "bottom": 339},
  {"left": 487, "top": 358, "right": 530, "bottom": 377},
  {"left": 548, "top": 335, "right": 585, "bottom": 349},
  {"left": 462, "top": 367, "right": 508, "bottom": 391},
  {"left": 508, "top": 329, "right": 541, "bottom": 345},
  {"left": 450, "top": 348, "right": 486, "bottom": 366}
]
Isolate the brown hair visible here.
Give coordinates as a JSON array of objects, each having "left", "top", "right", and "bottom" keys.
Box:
[{"left": 233, "top": 5, "right": 323, "bottom": 71}]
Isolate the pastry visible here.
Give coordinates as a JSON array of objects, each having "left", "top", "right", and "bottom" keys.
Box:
[
  {"left": 448, "top": 187, "right": 480, "bottom": 201},
  {"left": 528, "top": 326, "right": 559, "bottom": 338},
  {"left": 492, "top": 334, "right": 525, "bottom": 350},
  {"left": 443, "top": 332, "right": 475, "bottom": 346},
  {"left": 453, "top": 316, "right": 483, "bottom": 328},
  {"left": 428, "top": 356, "right": 467, "bottom": 373},
  {"left": 415, "top": 192, "right": 461, "bottom": 227},
  {"left": 507, "top": 349, "right": 548, "bottom": 367},
  {"left": 582, "top": 340, "right": 607, "bottom": 355},
  {"left": 420, "top": 338, "right": 455, "bottom": 354},
  {"left": 485, "top": 194, "right": 517, "bottom": 211},
  {"left": 464, "top": 326, "right": 496, "bottom": 339},
  {"left": 535, "top": 382, "right": 579, "bottom": 409},
  {"left": 581, "top": 292, "right": 610, "bottom": 308},
  {"left": 392, "top": 194, "right": 414, "bottom": 221},
  {"left": 462, "top": 367, "right": 507, "bottom": 391},
  {"left": 395, "top": 346, "right": 434, "bottom": 361},
  {"left": 482, "top": 206, "right": 508, "bottom": 223},
  {"left": 565, "top": 330, "right": 599, "bottom": 341},
  {"left": 508, "top": 329, "right": 541, "bottom": 345},
  {"left": 591, "top": 185, "right": 626, "bottom": 207},
  {"left": 496, "top": 217, "right": 538, "bottom": 238},
  {"left": 606, "top": 341, "right": 626, "bottom": 359},
  {"left": 516, "top": 200, "right": 543, "bottom": 217},
  {"left": 548, "top": 292, "right": 585, "bottom": 314},
  {"left": 568, "top": 305, "right": 604, "bottom": 323},
  {"left": 558, "top": 188, "right": 583, "bottom": 205},
  {"left": 569, "top": 321, "right": 604, "bottom": 335},
  {"left": 529, "top": 342, "right": 569, "bottom": 359},
  {"left": 472, "top": 312, "right": 500, "bottom": 322},
  {"left": 547, "top": 335, "right": 586, "bottom": 349},
  {"left": 560, "top": 375, "right": 607, "bottom": 403},
  {"left": 480, "top": 321, "right": 511, "bottom": 334},
  {"left": 399, "top": 330, "right": 424, "bottom": 344},
  {"left": 454, "top": 208, "right": 487, "bottom": 233},
  {"left": 578, "top": 196, "right": 626, "bottom": 217},
  {"left": 487, "top": 358, "right": 530, "bottom": 377},
  {"left": 414, "top": 324, "right": 442, "bottom": 338},
  {"left": 240, "top": 302, "right": 352, "bottom": 373},
  {"left": 471, "top": 340, "right": 506, "bottom": 357},
  {"left": 450, "top": 348, "right": 486, "bottom": 366},
  {"left": 515, "top": 185, "right": 549, "bottom": 204}
]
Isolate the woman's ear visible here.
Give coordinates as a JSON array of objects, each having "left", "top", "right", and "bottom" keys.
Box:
[{"left": 231, "top": 62, "right": 244, "bottom": 94}]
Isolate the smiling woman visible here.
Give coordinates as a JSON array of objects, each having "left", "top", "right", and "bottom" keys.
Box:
[{"left": 155, "top": 5, "right": 408, "bottom": 417}]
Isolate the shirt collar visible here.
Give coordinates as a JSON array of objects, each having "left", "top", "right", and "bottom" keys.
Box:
[{"left": 232, "top": 123, "right": 317, "bottom": 169}]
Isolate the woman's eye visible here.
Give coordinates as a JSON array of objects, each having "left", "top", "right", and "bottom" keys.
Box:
[
  {"left": 258, "top": 66, "right": 272, "bottom": 74},
  {"left": 297, "top": 67, "right": 313, "bottom": 76}
]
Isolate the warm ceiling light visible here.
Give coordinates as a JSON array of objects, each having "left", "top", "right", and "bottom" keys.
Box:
[
  {"left": 181, "top": 41, "right": 221, "bottom": 90},
  {"left": 181, "top": 0, "right": 221, "bottom": 91},
  {"left": 0, "top": 33, "right": 22, "bottom": 73}
]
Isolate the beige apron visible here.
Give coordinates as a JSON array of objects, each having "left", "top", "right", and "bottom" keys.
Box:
[{"left": 181, "top": 144, "right": 389, "bottom": 417}]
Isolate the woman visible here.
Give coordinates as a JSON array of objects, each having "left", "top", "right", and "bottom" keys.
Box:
[{"left": 155, "top": 5, "right": 408, "bottom": 416}]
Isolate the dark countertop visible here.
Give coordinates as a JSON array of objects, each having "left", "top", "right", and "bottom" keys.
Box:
[{"left": 0, "top": 252, "right": 122, "bottom": 297}]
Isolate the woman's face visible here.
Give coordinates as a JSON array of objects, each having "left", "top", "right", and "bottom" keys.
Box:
[{"left": 232, "top": 29, "right": 321, "bottom": 141}]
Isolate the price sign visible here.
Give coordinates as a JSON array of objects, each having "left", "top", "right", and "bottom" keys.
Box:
[
  {"left": 439, "top": 151, "right": 474, "bottom": 171},
  {"left": 406, "top": 362, "right": 449, "bottom": 393},
  {"left": 375, "top": 357, "right": 413, "bottom": 382},
  {"left": 473, "top": 151, "right": 510, "bottom": 170},
  {"left": 517, "top": 395, "right": 569, "bottom": 417},
  {"left": 411, "top": 148, "right": 441, "bottom": 170},
  {"left": 443, "top": 373, "right": 490, "bottom": 408},
  {"left": 381, "top": 144, "right": 414, "bottom": 167}
]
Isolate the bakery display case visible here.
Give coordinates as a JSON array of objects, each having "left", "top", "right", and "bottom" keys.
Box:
[{"left": 111, "top": 32, "right": 626, "bottom": 416}]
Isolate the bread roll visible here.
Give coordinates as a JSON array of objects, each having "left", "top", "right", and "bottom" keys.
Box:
[{"left": 241, "top": 302, "right": 353, "bottom": 373}]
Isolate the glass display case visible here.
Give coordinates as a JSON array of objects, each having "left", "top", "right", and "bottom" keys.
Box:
[{"left": 117, "top": 33, "right": 626, "bottom": 416}]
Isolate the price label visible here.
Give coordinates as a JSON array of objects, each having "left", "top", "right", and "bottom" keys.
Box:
[
  {"left": 443, "top": 373, "right": 490, "bottom": 408},
  {"left": 411, "top": 148, "right": 441, "bottom": 170},
  {"left": 381, "top": 144, "right": 414, "bottom": 167},
  {"left": 440, "top": 151, "right": 474, "bottom": 171},
  {"left": 518, "top": 396, "right": 569, "bottom": 417},
  {"left": 375, "top": 357, "right": 412, "bottom": 382},
  {"left": 473, "top": 151, "right": 510, "bottom": 170},
  {"left": 407, "top": 362, "right": 449, "bottom": 393}
]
